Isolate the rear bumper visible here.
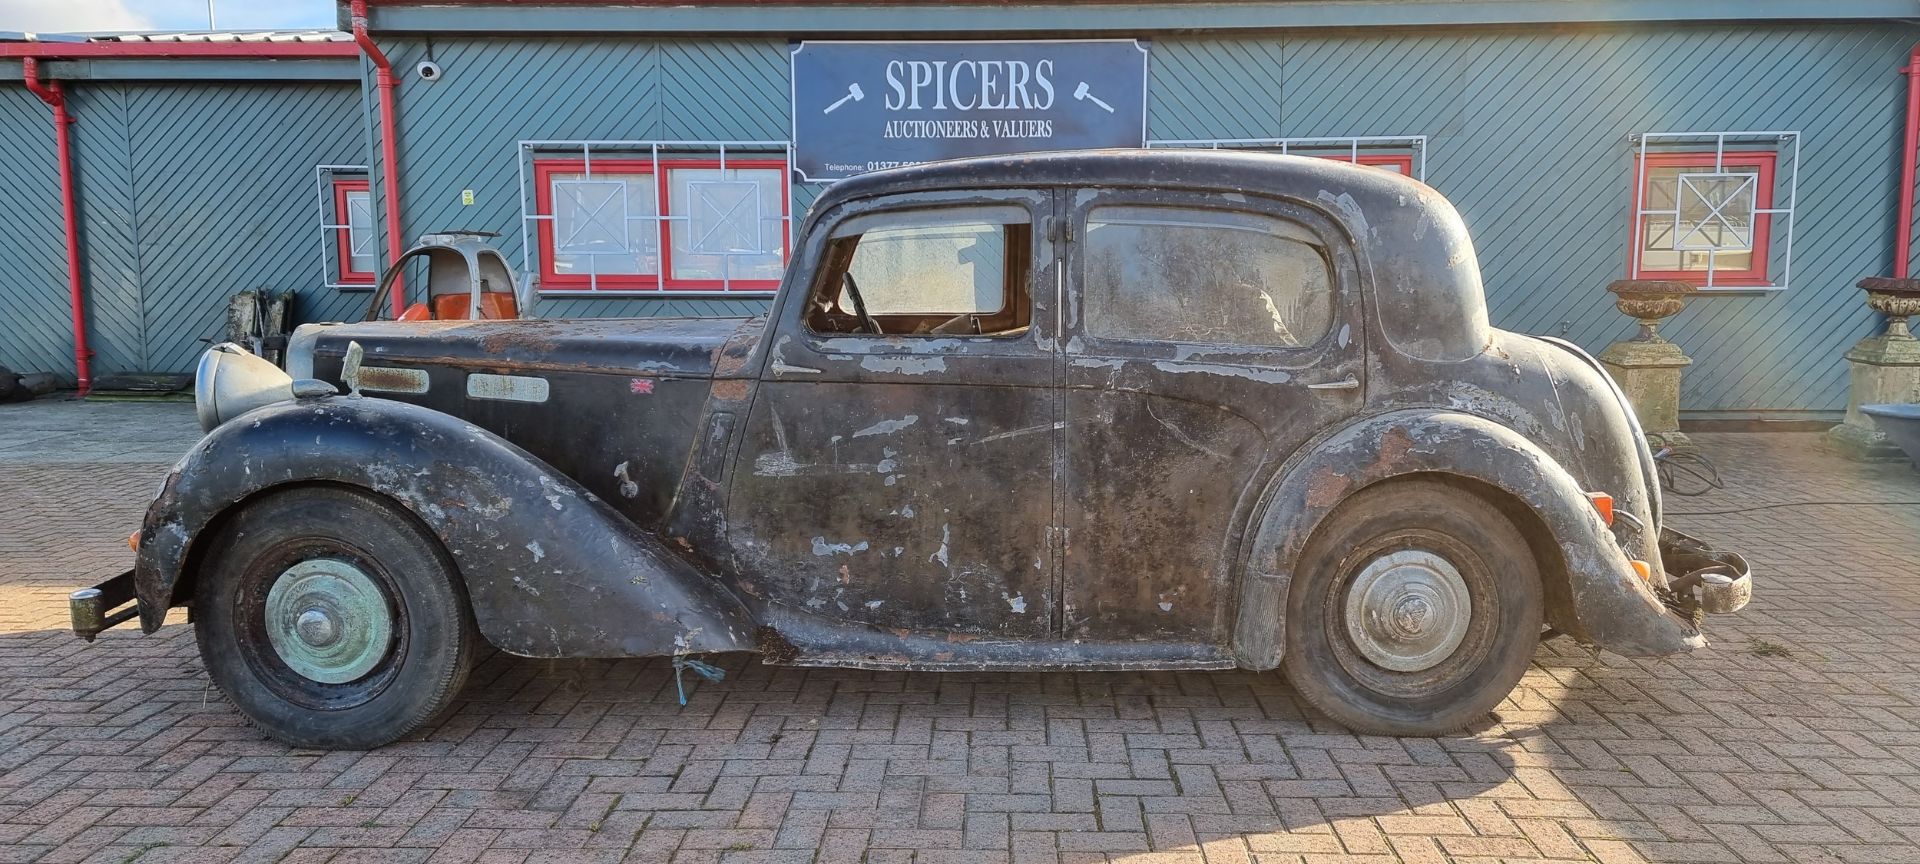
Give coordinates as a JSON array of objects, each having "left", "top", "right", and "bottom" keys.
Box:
[
  {"left": 1569, "top": 521, "right": 1752, "bottom": 658},
  {"left": 1659, "top": 526, "right": 1753, "bottom": 616},
  {"left": 70, "top": 569, "right": 139, "bottom": 641}
]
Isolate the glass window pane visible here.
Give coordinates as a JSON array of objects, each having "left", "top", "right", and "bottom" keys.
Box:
[
  {"left": 844, "top": 221, "right": 1009, "bottom": 315},
  {"left": 1643, "top": 167, "right": 1681, "bottom": 210},
  {"left": 1640, "top": 162, "right": 1762, "bottom": 272},
  {"left": 1084, "top": 205, "right": 1333, "bottom": 349},
  {"left": 1640, "top": 215, "right": 1681, "bottom": 272},
  {"left": 550, "top": 170, "right": 658, "bottom": 277},
  {"left": 345, "top": 190, "right": 375, "bottom": 274},
  {"left": 667, "top": 166, "right": 784, "bottom": 284}
]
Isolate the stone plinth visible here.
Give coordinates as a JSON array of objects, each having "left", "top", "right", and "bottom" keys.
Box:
[
  {"left": 1600, "top": 338, "right": 1693, "bottom": 448},
  {"left": 1825, "top": 277, "right": 1920, "bottom": 461}
]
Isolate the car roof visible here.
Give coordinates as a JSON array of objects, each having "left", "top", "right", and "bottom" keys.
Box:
[{"left": 812, "top": 147, "right": 1423, "bottom": 223}]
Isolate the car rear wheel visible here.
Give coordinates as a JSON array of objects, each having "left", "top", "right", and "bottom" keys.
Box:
[
  {"left": 1281, "top": 478, "right": 1542, "bottom": 735},
  {"left": 192, "top": 486, "right": 478, "bottom": 749}
]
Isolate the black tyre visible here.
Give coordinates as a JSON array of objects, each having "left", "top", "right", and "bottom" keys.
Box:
[
  {"left": 1281, "top": 478, "right": 1542, "bottom": 735},
  {"left": 193, "top": 486, "right": 479, "bottom": 749}
]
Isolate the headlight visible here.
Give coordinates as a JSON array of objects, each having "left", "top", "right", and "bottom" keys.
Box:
[{"left": 194, "top": 343, "right": 298, "bottom": 432}]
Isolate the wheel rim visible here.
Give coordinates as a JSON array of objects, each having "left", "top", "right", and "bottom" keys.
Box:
[
  {"left": 263, "top": 558, "right": 396, "bottom": 685},
  {"left": 1343, "top": 549, "right": 1472, "bottom": 673}
]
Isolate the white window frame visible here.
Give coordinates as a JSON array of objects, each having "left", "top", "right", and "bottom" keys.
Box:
[
  {"left": 314, "top": 164, "right": 374, "bottom": 290},
  {"left": 518, "top": 140, "right": 798, "bottom": 296},
  {"left": 1147, "top": 135, "right": 1428, "bottom": 183},
  {"left": 1629, "top": 130, "right": 1800, "bottom": 293}
]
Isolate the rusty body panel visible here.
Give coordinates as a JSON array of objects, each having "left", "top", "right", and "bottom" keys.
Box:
[
  {"left": 114, "top": 149, "right": 1742, "bottom": 679},
  {"left": 132, "top": 397, "right": 751, "bottom": 657},
  {"left": 297, "top": 316, "right": 742, "bottom": 531}
]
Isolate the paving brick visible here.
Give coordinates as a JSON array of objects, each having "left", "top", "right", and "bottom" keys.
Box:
[{"left": 5, "top": 402, "right": 1920, "bottom": 862}]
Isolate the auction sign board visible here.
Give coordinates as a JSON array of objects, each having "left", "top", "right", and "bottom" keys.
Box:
[{"left": 791, "top": 40, "right": 1149, "bottom": 182}]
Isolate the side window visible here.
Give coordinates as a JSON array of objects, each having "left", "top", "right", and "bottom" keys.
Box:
[
  {"left": 1083, "top": 205, "right": 1334, "bottom": 349},
  {"left": 807, "top": 205, "right": 1033, "bottom": 337}
]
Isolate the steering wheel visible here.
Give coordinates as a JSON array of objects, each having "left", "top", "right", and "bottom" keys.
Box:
[{"left": 842, "top": 272, "right": 883, "bottom": 335}]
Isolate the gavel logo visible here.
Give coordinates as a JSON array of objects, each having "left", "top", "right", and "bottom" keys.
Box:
[
  {"left": 824, "top": 82, "right": 865, "bottom": 114},
  {"left": 1073, "top": 81, "right": 1114, "bottom": 114}
]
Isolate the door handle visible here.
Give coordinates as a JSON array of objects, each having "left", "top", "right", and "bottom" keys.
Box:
[
  {"left": 770, "top": 361, "right": 821, "bottom": 376},
  {"left": 1307, "top": 375, "right": 1360, "bottom": 391}
]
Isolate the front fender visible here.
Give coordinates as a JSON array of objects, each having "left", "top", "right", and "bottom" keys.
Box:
[
  {"left": 135, "top": 396, "right": 752, "bottom": 658},
  {"left": 1233, "top": 409, "right": 1704, "bottom": 669}
]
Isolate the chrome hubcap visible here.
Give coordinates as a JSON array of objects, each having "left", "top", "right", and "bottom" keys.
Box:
[
  {"left": 1344, "top": 549, "right": 1472, "bottom": 673},
  {"left": 264, "top": 559, "right": 394, "bottom": 684}
]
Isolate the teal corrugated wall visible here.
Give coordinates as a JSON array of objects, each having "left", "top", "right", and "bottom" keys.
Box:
[
  {"left": 123, "top": 83, "right": 367, "bottom": 372},
  {"left": 5, "top": 21, "right": 1904, "bottom": 408},
  {"left": 363, "top": 37, "right": 793, "bottom": 320},
  {"left": 367, "top": 23, "right": 1915, "bottom": 414},
  {"left": 1267, "top": 24, "right": 1912, "bottom": 415},
  {"left": 0, "top": 80, "right": 363, "bottom": 377},
  {"left": 0, "top": 86, "right": 72, "bottom": 377}
]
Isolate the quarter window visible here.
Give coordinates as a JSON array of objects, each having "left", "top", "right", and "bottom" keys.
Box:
[
  {"left": 332, "top": 178, "right": 375, "bottom": 285},
  {"left": 533, "top": 157, "right": 789, "bottom": 292},
  {"left": 1083, "top": 205, "right": 1334, "bottom": 348}
]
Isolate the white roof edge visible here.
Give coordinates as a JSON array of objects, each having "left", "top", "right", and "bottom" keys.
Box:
[{"left": 1, "top": 29, "right": 353, "bottom": 44}]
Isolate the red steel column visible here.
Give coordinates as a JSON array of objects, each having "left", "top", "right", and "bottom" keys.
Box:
[
  {"left": 1895, "top": 44, "right": 1920, "bottom": 279},
  {"left": 351, "top": 0, "right": 407, "bottom": 315},
  {"left": 21, "top": 57, "right": 92, "bottom": 396}
]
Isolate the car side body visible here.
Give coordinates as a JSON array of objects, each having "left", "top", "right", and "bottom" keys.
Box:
[{"left": 84, "top": 150, "right": 1748, "bottom": 744}]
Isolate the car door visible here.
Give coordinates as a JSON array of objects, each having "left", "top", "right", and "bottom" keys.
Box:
[
  {"left": 729, "top": 189, "right": 1061, "bottom": 638},
  {"left": 1059, "top": 188, "right": 1366, "bottom": 644}
]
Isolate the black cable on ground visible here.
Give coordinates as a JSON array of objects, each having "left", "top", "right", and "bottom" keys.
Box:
[{"left": 1668, "top": 500, "right": 1920, "bottom": 517}]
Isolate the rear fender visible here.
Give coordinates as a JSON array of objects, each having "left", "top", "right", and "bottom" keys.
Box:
[
  {"left": 1233, "top": 409, "right": 1703, "bottom": 668},
  {"left": 135, "top": 396, "right": 751, "bottom": 658}
]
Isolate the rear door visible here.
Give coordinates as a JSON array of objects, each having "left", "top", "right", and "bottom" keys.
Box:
[{"left": 1058, "top": 188, "right": 1366, "bottom": 644}]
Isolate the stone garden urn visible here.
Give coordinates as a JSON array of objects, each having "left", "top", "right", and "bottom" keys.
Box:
[
  {"left": 1608, "top": 279, "right": 1696, "bottom": 343},
  {"left": 1599, "top": 280, "right": 1696, "bottom": 447},
  {"left": 1858, "top": 277, "right": 1920, "bottom": 341},
  {"left": 1825, "top": 277, "right": 1920, "bottom": 460}
]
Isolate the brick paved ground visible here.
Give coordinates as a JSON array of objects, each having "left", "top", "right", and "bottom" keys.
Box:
[{"left": 2, "top": 398, "right": 1918, "bottom": 864}]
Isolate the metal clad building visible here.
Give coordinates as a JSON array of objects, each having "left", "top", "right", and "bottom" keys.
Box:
[
  {"left": 5, "top": 3, "right": 1918, "bottom": 421},
  {"left": 2, "top": 35, "right": 366, "bottom": 379}
]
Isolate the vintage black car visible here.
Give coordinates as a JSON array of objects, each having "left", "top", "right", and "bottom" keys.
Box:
[{"left": 73, "top": 150, "right": 1751, "bottom": 748}]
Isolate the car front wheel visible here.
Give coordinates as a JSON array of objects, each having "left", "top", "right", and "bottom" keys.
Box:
[
  {"left": 192, "top": 486, "right": 478, "bottom": 749},
  {"left": 1282, "top": 478, "right": 1543, "bottom": 736}
]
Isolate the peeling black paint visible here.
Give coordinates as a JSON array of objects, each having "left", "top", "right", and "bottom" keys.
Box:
[{"left": 112, "top": 150, "right": 1744, "bottom": 673}]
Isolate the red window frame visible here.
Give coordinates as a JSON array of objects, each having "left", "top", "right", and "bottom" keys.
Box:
[
  {"left": 534, "top": 157, "right": 790, "bottom": 293},
  {"left": 1303, "top": 152, "right": 1415, "bottom": 175},
  {"left": 332, "top": 178, "right": 374, "bottom": 286},
  {"left": 1353, "top": 153, "right": 1416, "bottom": 175},
  {"left": 1630, "top": 151, "right": 1776, "bottom": 287}
]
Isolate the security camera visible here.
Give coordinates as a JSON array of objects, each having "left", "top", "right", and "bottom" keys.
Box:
[{"left": 416, "top": 61, "right": 443, "bottom": 82}]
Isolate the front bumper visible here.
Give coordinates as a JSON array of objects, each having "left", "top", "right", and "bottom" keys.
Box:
[
  {"left": 1658, "top": 526, "right": 1752, "bottom": 616},
  {"left": 70, "top": 569, "right": 139, "bottom": 642}
]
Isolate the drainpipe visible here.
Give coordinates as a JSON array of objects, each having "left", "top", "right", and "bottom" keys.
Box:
[
  {"left": 351, "top": 0, "right": 406, "bottom": 316},
  {"left": 21, "top": 58, "right": 92, "bottom": 397},
  {"left": 1896, "top": 44, "right": 1920, "bottom": 279}
]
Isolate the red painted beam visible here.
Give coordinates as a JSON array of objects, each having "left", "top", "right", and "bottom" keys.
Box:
[{"left": 0, "top": 42, "right": 358, "bottom": 59}]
